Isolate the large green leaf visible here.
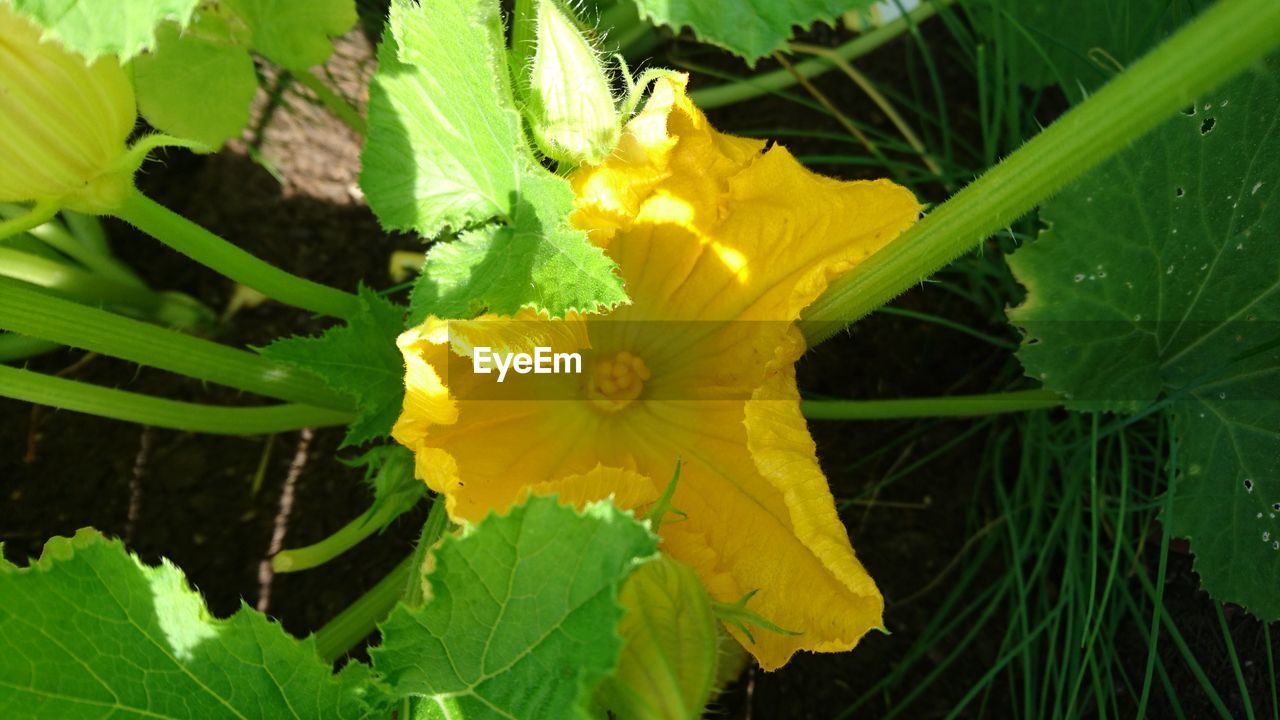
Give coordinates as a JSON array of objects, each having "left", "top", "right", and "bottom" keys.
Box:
[
  {"left": 222, "top": 0, "right": 357, "bottom": 71},
  {"left": 360, "top": 0, "right": 626, "bottom": 320},
  {"left": 1008, "top": 57, "right": 1280, "bottom": 618},
  {"left": 0, "top": 529, "right": 381, "bottom": 718},
  {"left": 371, "top": 496, "right": 658, "bottom": 719},
  {"left": 631, "top": 0, "right": 870, "bottom": 65},
  {"left": 258, "top": 286, "right": 406, "bottom": 447},
  {"left": 974, "top": 0, "right": 1209, "bottom": 96},
  {"left": 131, "top": 22, "right": 258, "bottom": 147},
  {"left": 8, "top": 0, "right": 199, "bottom": 61}
]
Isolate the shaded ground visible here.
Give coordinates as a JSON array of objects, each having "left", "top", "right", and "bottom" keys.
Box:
[{"left": 2, "top": 22, "right": 1276, "bottom": 720}]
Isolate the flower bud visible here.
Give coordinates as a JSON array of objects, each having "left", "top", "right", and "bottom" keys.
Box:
[
  {"left": 526, "top": 0, "right": 619, "bottom": 166},
  {"left": 596, "top": 555, "right": 719, "bottom": 720},
  {"left": 0, "top": 6, "right": 137, "bottom": 213}
]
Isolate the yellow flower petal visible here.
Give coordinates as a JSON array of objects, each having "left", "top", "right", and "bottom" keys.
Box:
[{"left": 394, "top": 74, "right": 919, "bottom": 670}]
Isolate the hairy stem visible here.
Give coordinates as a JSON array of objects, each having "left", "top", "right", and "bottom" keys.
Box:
[{"left": 800, "top": 0, "right": 1280, "bottom": 345}]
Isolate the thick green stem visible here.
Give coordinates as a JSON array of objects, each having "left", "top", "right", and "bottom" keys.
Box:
[
  {"left": 312, "top": 499, "right": 451, "bottom": 662},
  {"left": 272, "top": 500, "right": 404, "bottom": 573},
  {"left": 799, "top": 0, "right": 1280, "bottom": 345},
  {"left": 112, "top": 188, "right": 359, "bottom": 319},
  {"left": 289, "top": 71, "right": 366, "bottom": 135},
  {"left": 313, "top": 555, "right": 412, "bottom": 662},
  {"left": 0, "top": 279, "right": 353, "bottom": 411},
  {"left": 0, "top": 364, "right": 352, "bottom": 435},
  {"left": 802, "top": 389, "right": 1061, "bottom": 420},
  {"left": 688, "top": 1, "right": 945, "bottom": 109}
]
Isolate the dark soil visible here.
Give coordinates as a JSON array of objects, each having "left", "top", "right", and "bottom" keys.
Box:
[{"left": 2, "top": 19, "right": 1276, "bottom": 720}]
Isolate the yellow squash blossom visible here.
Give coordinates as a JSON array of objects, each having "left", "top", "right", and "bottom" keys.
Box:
[
  {"left": 0, "top": 5, "right": 136, "bottom": 213},
  {"left": 393, "top": 76, "right": 920, "bottom": 670}
]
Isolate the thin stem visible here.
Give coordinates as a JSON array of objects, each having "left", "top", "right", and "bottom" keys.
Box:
[
  {"left": 799, "top": 0, "right": 1280, "bottom": 345},
  {"left": 313, "top": 555, "right": 412, "bottom": 663},
  {"left": 0, "top": 279, "right": 353, "bottom": 411},
  {"left": 272, "top": 500, "right": 405, "bottom": 573},
  {"left": 112, "top": 188, "right": 360, "bottom": 319},
  {"left": 0, "top": 247, "right": 170, "bottom": 315},
  {"left": 0, "top": 204, "right": 141, "bottom": 285},
  {"left": 0, "top": 363, "right": 352, "bottom": 435},
  {"left": 288, "top": 71, "right": 366, "bottom": 135},
  {"left": 688, "top": 1, "right": 946, "bottom": 109},
  {"left": 404, "top": 499, "right": 451, "bottom": 606},
  {"left": 771, "top": 51, "right": 887, "bottom": 168},
  {"left": 788, "top": 41, "right": 945, "bottom": 180},
  {"left": 0, "top": 200, "right": 58, "bottom": 242},
  {"left": 802, "top": 389, "right": 1060, "bottom": 420}
]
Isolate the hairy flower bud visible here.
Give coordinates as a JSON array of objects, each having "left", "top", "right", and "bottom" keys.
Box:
[
  {"left": 526, "top": 0, "right": 618, "bottom": 166},
  {"left": 0, "top": 6, "right": 137, "bottom": 212}
]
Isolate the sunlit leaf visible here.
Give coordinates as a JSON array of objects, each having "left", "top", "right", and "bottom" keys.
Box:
[
  {"left": 258, "top": 285, "right": 406, "bottom": 447},
  {"left": 7, "top": 0, "right": 199, "bottom": 61},
  {"left": 0, "top": 529, "right": 381, "bottom": 718},
  {"left": 372, "top": 496, "right": 658, "bottom": 719}
]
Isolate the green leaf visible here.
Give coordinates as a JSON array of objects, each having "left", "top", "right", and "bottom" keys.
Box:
[
  {"left": 361, "top": 0, "right": 519, "bottom": 235},
  {"left": 8, "top": 0, "right": 199, "bottom": 62},
  {"left": 342, "top": 443, "right": 425, "bottom": 520},
  {"left": 408, "top": 167, "right": 628, "bottom": 321},
  {"left": 222, "top": 0, "right": 357, "bottom": 71},
  {"left": 259, "top": 285, "right": 406, "bottom": 447},
  {"left": 361, "top": 0, "right": 627, "bottom": 320},
  {"left": 372, "top": 496, "right": 659, "bottom": 719},
  {"left": 975, "top": 0, "right": 1209, "bottom": 96},
  {"left": 0, "top": 529, "right": 381, "bottom": 719},
  {"left": 631, "top": 0, "right": 870, "bottom": 65},
  {"left": 1008, "top": 57, "right": 1280, "bottom": 618},
  {"left": 130, "top": 23, "right": 258, "bottom": 147}
]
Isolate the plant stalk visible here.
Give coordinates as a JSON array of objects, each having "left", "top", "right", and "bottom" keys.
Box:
[
  {"left": 0, "top": 279, "right": 353, "bottom": 411},
  {"left": 802, "top": 389, "right": 1061, "bottom": 420},
  {"left": 112, "top": 188, "right": 360, "bottom": 319},
  {"left": 272, "top": 500, "right": 405, "bottom": 573},
  {"left": 799, "top": 0, "right": 1280, "bottom": 346},
  {"left": 289, "top": 71, "right": 366, "bottom": 135},
  {"left": 0, "top": 364, "right": 352, "bottom": 435}
]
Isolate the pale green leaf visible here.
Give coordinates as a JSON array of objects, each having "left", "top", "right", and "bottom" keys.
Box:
[
  {"left": 0, "top": 529, "right": 381, "bottom": 719},
  {"left": 222, "top": 0, "right": 356, "bottom": 70},
  {"left": 258, "top": 285, "right": 406, "bottom": 447},
  {"left": 130, "top": 23, "right": 257, "bottom": 147},
  {"left": 360, "top": 0, "right": 518, "bottom": 235},
  {"left": 8, "top": 0, "right": 199, "bottom": 61},
  {"left": 371, "top": 496, "right": 658, "bottom": 719},
  {"left": 1008, "top": 57, "right": 1280, "bottom": 618},
  {"left": 408, "top": 167, "right": 628, "bottom": 321},
  {"left": 631, "top": 0, "right": 871, "bottom": 65},
  {"left": 362, "top": 0, "right": 626, "bottom": 319}
]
